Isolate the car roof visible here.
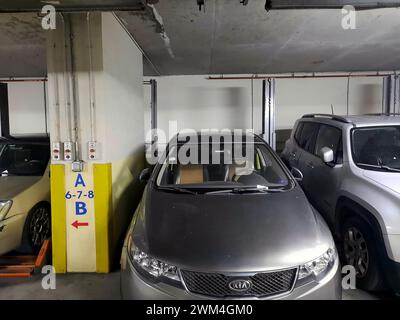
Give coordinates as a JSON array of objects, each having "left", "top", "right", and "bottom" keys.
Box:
[
  {"left": 0, "top": 134, "right": 50, "bottom": 144},
  {"left": 300, "top": 114, "right": 400, "bottom": 128},
  {"left": 344, "top": 114, "right": 400, "bottom": 127}
]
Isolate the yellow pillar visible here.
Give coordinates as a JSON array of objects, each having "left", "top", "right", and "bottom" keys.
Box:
[
  {"left": 93, "top": 163, "right": 113, "bottom": 273},
  {"left": 50, "top": 164, "right": 67, "bottom": 273}
]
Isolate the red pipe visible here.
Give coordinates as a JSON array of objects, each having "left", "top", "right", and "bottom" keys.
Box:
[
  {"left": 207, "top": 72, "right": 395, "bottom": 80},
  {"left": 0, "top": 78, "right": 47, "bottom": 83}
]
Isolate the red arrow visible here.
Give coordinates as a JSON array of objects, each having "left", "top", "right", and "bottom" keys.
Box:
[{"left": 71, "top": 220, "right": 89, "bottom": 229}]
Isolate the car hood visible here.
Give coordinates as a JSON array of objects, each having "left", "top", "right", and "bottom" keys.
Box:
[
  {"left": 0, "top": 176, "right": 41, "bottom": 199},
  {"left": 132, "top": 186, "right": 333, "bottom": 273},
  {"left": 363, "top": 170, "right": 400, "bottom": 195}
]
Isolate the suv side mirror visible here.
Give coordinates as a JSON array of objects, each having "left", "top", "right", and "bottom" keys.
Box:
[
  {"left": 139, "top": 168, "right": 152, "bottom": 182},
  {"left": 320, "top": 147, "right": 334, "bottom": 163},
  {"left": 291, "top": 167, "right": 303, "bottom": 182}
]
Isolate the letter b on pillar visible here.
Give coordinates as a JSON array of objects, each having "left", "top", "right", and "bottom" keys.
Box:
[{"left": 75, "top": 202, "right": 87, "bottom": 215}]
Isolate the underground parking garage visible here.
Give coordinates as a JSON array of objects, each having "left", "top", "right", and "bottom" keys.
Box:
[{"left": 0, "top": 0, "right": 400, "bottom": 310}]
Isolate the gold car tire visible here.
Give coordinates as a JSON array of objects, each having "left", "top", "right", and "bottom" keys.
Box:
[{"left": 20, "top": 203, "right": 51, "bottom": 253}]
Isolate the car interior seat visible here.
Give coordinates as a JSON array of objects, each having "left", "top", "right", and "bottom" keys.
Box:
[{"left": 176, "top": 164, "right": 204, "bottom": 184}]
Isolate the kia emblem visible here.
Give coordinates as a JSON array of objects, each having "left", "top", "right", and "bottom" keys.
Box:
[{"left": 228, "top": 279, "right": 252, "bottom": 292}]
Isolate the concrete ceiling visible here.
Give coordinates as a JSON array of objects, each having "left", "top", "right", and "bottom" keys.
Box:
[
  {"left": 0, "top": 13, "right": 46, "bottom": 77},
  {"left": 120, "top": 1, "right": 400, "bottom": 75},
  {"left": 0, "top": 0, "right": 399, "bottom": 12},
  {"left": 0, "top": 1, "right": 400, "bottom": 77}
]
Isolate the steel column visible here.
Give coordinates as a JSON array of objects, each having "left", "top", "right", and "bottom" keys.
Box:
[
  {"left": 0, "top": 83, "right": 10, "bottom": 138},
  {"left": 262, "top": 78, "right": 276, "bottom": 150},
  {"left": 150, "top": 79, "right": 157, "bottom": 134},
  {"left": 383, "top": 74, "right": 400, "bottom": 114}
]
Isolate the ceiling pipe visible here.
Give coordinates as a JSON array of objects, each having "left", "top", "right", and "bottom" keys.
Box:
[
  {"left": 0, "top": 1, "right": 147, "bottom": 13},
  {"left": 87, "top": 12, "right": 97, "bottom": 143},
  {"left": 207, "top": 71, "right": 397, "bottom": 80},
  {"left": 267, "top": 0, "right": 400, "bottom": 10},
  {"left": 0, "top": 78, "right": 47, "bottom": 83}
]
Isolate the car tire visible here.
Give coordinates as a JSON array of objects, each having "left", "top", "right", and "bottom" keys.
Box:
[
  {"left": 341, "top": 216, "right": 386, "bottom": 292},
  {"left": 20, "top": 203, "right": 51, "bottom": 254}
]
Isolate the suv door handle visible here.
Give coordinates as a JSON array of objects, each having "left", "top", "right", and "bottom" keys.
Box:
[{"left": 307, "top": 162, "right": 314, "bottom": 169}]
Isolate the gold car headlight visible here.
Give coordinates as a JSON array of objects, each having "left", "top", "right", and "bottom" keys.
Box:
[{"left": 0, "top": 200, "right": 13, "bottom": 221}]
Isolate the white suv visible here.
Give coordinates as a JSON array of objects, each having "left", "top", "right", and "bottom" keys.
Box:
[{"left": 282, "top": 114, "right": 400, "bottom": 293}]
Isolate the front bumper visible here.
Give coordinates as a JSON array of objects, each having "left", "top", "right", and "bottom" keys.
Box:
[
  {"left": 0, "top": 214, "right": 26, "bottom": 255},
  {"left": 382, "top": 257, "right": 400, "bottom": 293},
  {"left": 381, "top": 235, "right": 400, "bottom": 292},
  {"left": 121, "top": 255, "right": 342, "bottom": 300}
]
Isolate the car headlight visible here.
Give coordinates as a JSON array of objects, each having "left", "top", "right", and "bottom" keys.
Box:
[
  {"left": 298, "top": 248, "right": 337, "bottom": 280},
  {"left": 127, "top": 235, "right": 180, "bottom": 283},
  {"left": 0, "top": 200, "right": 12, "bottom": 221}
]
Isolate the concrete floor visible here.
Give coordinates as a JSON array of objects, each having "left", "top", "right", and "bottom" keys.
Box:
[
  {"left": 0, "top": 270, "right": 391, "bottom": 300},
  {"left": 0, "top": 272, "right": 121, "bottom": 300}
]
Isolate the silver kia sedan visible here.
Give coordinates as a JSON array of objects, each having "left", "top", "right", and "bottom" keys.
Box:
[{"left": 121, "top": 132, "right": 341, "bottom": 299}]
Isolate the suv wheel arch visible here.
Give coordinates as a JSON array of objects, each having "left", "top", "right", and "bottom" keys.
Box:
[
  {"left": 337, "top": 198, "right": 378, "bottom": 232},
  {"left": 335, "top": 197, "right": 392, "bottom": 291},
  {"left": 335, "top": 196, "right": 387, "bottom": 256}
]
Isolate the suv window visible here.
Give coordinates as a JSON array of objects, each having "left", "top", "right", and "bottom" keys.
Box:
[
  {"left": 294, "top": 122, "right": 304, "bottom": 143},
  {"left": 314, "top": 125, "right": 343, "bottom": 163},
  {"left": 352, "top": 126, "right": 400, "bottom": 171},
  {"left": 297, "top": 122, "right": 319, "bottom": 153}
]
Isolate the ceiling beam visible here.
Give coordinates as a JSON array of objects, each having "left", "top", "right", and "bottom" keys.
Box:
[
  {"left": 268, "top": 0, "right": 400, "bottom": 10},
  {"left": 0, "top": 0, "right": 146, "bottom": 13}
]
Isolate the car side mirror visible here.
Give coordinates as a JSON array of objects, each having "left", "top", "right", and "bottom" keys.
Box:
[
  {"left": 291, "top": 167, "right": 303, "bottom": 182},
  {"left": 320, "top": 147, "right": 334, "bottom": 163},
  {"left": 139, "top": 168, "right": 151, "bottom": 182}
]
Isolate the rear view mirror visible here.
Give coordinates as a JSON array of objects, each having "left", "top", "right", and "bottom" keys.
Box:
[
  {"left": 291, "top": 167, "right": 303, "bottom": 182},
  {"left": 139, "top": 168, "right": 151, "bottom": 182},
  {"left": 320, "top": 147, "right": 334, "bottom": 163}
]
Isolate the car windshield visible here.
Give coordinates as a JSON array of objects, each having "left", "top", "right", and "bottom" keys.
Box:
[
  {"left": 352, "top": 126, "right": 400, "bottom": 172},
  {"left": 156, "top": 141, "right": 290, "bottom": 191},
  {"left": 0, "top": 142, "right": 50, "bottom": 176}
]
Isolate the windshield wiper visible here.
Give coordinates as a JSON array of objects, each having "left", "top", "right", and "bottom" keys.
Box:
[
  {"left": 357, "top": 163, "right": 400, "bottom": 173},
  {"left": 206, "top": 186, "right": 286, "bottom": 195},
  {"left": 157, "top": 186, "right": 198, "bottom": 194}
]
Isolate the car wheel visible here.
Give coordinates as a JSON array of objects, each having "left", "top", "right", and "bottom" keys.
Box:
[
  {"left": 341, "top": 217, "right": 385, "bottom": 292},
  {"left": 20, "top": 204, "right": 51, "bottom": 253}
]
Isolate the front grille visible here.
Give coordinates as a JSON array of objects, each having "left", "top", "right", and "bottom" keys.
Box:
[{"left": 180, "top": 268, "right": 297, "bottom": 298}]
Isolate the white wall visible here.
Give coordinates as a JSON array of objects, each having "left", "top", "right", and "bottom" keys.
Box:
[
  {"left": 99, "top": 12, "right": 145, "bottom": 265},
  {"left": 275, "top": 77, "right": 384, "bottom": 129},
  {"left": 47, "top": 12, "right": 144, "bottom": 162},
  {"left": 5, "top": 81, "right": 48, "bottom": 135},
  {"left": 3, "top": 74, "right": 383, "bottom": 140},
  {"left": 144, "top": 75, "right": 384, "bottom": 137},
  {"left": 144, "top": 75, "right": 262, "bottom": 142},
  {"left": 100, "top": 12, "right": 144, "bottom": 162}
]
